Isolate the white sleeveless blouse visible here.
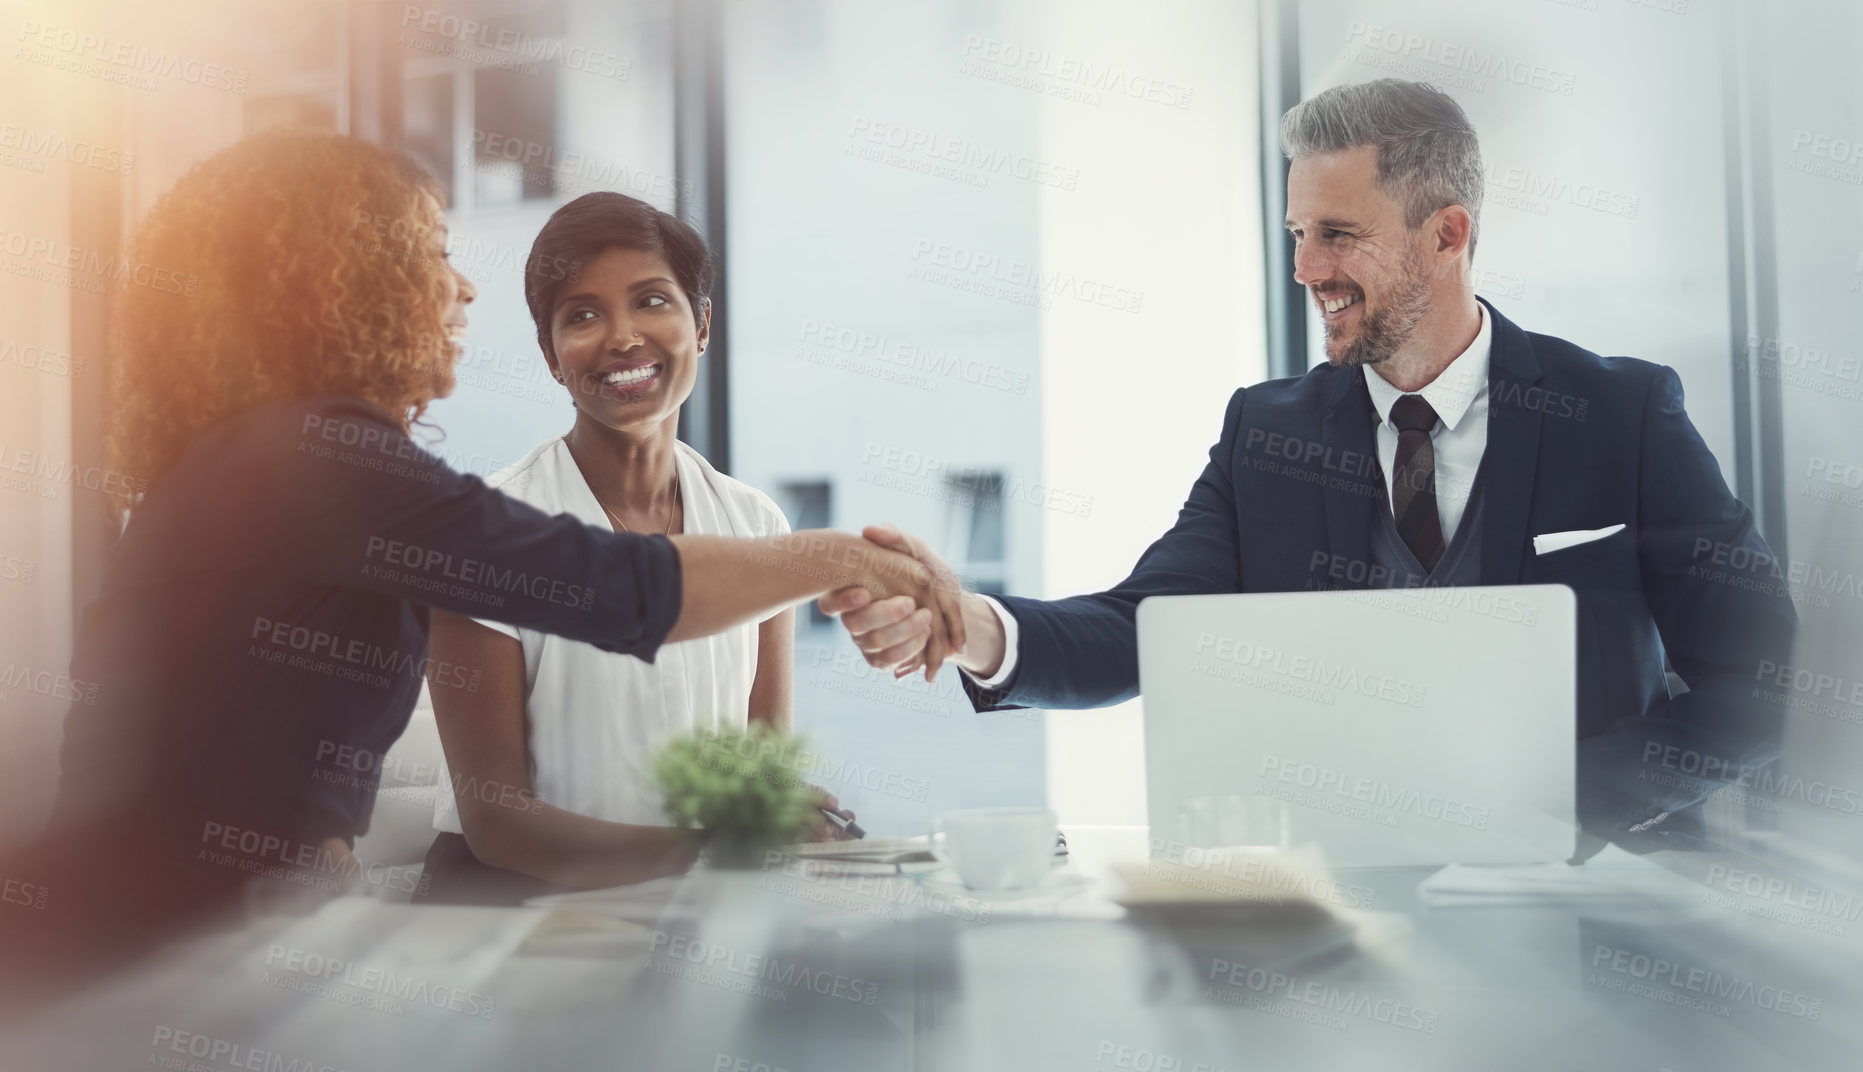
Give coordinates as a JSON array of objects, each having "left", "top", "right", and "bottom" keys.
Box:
[{"left": 431, "top": 437, "right": 790, "bottom": 832}]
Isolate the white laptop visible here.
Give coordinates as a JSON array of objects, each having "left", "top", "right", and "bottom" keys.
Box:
[{"left": 1136, "top": 586, "right": 1577, "bottom": 868}]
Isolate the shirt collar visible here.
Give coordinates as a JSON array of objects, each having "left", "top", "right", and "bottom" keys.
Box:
[{"left": 1363, "top": 302, "right": 1491, "bottom": 432}]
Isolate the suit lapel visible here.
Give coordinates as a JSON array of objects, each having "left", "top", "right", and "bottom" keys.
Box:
[
  {"left": 1321, "top": 368, "right": 1377, "bottom": 589},
  {"left": 1478, "top": 299, "right": 1544, "bottom": 585}
]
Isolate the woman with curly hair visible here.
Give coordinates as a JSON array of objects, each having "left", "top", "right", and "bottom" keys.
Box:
[{"left": 0, "top": 129, "right": 962, "bottom": 987}]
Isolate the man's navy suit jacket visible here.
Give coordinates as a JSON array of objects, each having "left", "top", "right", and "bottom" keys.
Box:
[{"left": 966, "top": 300, "right": 1798, "bottom": 834}]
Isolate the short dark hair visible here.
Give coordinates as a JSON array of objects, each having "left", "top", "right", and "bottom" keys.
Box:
[{"left": 523, "top": 192, "right": 714, "bottom": 358}]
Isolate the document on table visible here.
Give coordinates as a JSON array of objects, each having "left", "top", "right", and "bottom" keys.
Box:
[
  {"left": 1417, "top": 844, "right": 1694, "bottom": 906},
  {"left": 780, "top": 835, "right": 937, "bottom": 866}
]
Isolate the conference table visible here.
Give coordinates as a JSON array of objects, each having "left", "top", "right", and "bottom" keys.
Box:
[{"left": 3, "top": 826, "right": 1858, "bottom": 1072}]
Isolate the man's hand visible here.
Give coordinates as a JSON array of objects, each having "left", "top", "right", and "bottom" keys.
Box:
[{"left": 818, "top": 525, "right": 1006, "bottom": 683}]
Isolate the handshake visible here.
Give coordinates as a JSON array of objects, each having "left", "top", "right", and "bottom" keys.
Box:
[{"left": 817, "top": 524, "right": 1007, "bottom": 686}]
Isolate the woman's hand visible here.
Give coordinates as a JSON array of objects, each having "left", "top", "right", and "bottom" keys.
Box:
[
  {"left": 805, "top": 788, "right": 859, "bottom": 843},
  {"left": 835, "top": 527, "right": 967, "bottom": 683}
]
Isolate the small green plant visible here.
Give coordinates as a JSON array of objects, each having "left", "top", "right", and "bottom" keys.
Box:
[{"left": 652, "top": 724, "right": 818, "bottom": 864}]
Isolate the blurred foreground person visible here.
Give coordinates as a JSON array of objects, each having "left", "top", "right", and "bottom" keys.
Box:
[{"left": 0, "top": 130, "right": 960, "bottom": 1001}]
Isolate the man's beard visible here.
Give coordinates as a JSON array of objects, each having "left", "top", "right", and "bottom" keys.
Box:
[{"left": 1324, "top": 248, "right": 1431, "bottom": 367}]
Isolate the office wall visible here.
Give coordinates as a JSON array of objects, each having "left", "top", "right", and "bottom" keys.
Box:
[
  {"left": 1034, "top": 0, "right": 1265, "bottom": 825},
  {"left": 725, "top": 0, "right": 1265, "bottom": 831},
  {"left": 724, "top": 0, "right": 1049, "bottom": 833},
  {"left": 417, "top": 0, "right": 680, "bottom": 474}
]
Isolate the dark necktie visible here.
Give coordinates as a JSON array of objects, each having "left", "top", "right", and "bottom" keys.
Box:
[{"left": 1390, "top": 394, "right": 1444, "bottom": 571}]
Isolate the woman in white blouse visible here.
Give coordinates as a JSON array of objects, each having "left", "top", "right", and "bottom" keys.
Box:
[{"left": 422, "top": 193, "right": 851, "bottom": 898}]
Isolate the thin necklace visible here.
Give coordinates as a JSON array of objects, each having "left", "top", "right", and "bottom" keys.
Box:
[{"left": 600, "top": 475, "right": 681, "bottom": 536}]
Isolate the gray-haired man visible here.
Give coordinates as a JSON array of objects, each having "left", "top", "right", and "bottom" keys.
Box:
[{"left": 824, "top": 79, "right": 1796, "bottom": 848}]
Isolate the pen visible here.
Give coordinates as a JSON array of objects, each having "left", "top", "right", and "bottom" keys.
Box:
[{"left": 820, "top": 807, "right": 866, "bottom": 840}]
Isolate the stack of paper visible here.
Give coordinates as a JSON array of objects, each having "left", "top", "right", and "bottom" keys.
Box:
[{"left": 779, "top": 835, "right": 937, "bottom": 867}]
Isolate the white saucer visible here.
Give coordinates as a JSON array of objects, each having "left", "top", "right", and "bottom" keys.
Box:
[{"left": 914, "top": 866, "right": 1092, "bottom": 903}]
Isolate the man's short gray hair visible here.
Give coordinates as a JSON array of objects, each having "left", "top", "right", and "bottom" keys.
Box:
[{"left": 1281, "top": 79, "right": 1484, "bottom": 259}]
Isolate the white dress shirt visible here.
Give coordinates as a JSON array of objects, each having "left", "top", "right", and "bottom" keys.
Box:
[
  {"left": 431, "top": 436, "right": 790, "bottom": 831},
  {"left": 1360, "top": 301, "right": 1491, "bottom": 544},
  {"left": 969, "top": 304, "right": 1492, "bottom": 690}
]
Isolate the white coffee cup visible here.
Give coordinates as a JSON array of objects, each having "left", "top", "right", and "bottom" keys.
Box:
[{"left": 931, "top": 807, "right": 1057, "bottom": 891}]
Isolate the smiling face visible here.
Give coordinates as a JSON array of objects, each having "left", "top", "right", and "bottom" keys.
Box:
[
  {"left": 1285, "top": 146, "right": 1436, "bottom": 367},
  {"left": 545, "top": 245, "right": 708, "bottom": 431}
]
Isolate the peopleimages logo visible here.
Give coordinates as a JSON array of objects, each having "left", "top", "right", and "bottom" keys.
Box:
[
  {"left": 1095, "top": 1040, "right": 1228, "bottom": 1072},
  {"left": 1755, "top": 660, "right": 1863, "bottom": 706},
  {"left": 1193, "top": 633, "right": 1428, "bottom": 708},
  {"left": 908, "top": 239, "right": 1144, "bottom": 314},
  {"left": 0, "top": 122, "right": 134, "bottom": 174},
  {"left": 1752, "top": 660, "right": 1863, "bottom": 727},
  {"left": 0, "top": 441, "right": 149, "bottom": 501},
  {"left": 1, "top": 875, "right": 47, "bottom": 910},
  {"left": 1787, "top": 129, "right": 1863, "bottom": 185},
  {"left": 0, "top": 336, "right": 85, "bottom": 378},
  {"left": 1258, "top": 755, "right": 1492, "bottom": 831},
  {"left": 471, "top": 130, "right": 694, "bottom": 203},
  {"left": 1343, "top": 21, "right": 1576, "bottom": 96},
  {"left": 199, "top": 821, "right": 429, "bottom": 897},
  {"left": 1685, "top": 537, "right": 1861, "bottom": 611},
  {"left": 1484, "top": 162, "right": 1639, "bottom": 219},
  {"left": 861, "top": 441, "right": 1094, "bottom": 518},
  {"left": 14, "top": 19, "right": 249, "bottom": 93},
  {"left": 263, "top": 944, "right": 496, "bottom": 1018},
  {"left": 1588, "top": 944, "right": 1822, "bottom": 1020},
  {"left": 0, "top": 552, "right": 37, "bottom": 584},
  {"left": 798, "top": 319, "right": 1030, "bottom": 396},
  {"left": 149, "top": 1026, "right": 350, "bottom": 1072},
  {"left": 0, "top": 662, "right": 100, "bottom": 705},
  {"left": 1642, "top": 741, "right": 1863, "bottom": 815},
  {"left": 958, "top": 35, "right": 1194, "bottom": 109},
  {"left": 0, "top": 226, "right": 197, "bottom": 296},
  {"left": 249, "top": 615, "right": 482, "bottom": 693},
  {"left": 398, "top": 6, "right": 629, "bottom": 81},
  {"left": 713, "top": 1056, "right": 791, "bottom": 1072},
  {"left": 361, "top": 536, "right": 595, "bottom": 612},
  {"left": 1205, "top": 957, "right": 1441, "bottom": 1033},
  {"left": 846, "top": 117, "right": 1081, "bottom": 190},
  {"left": 1702, "top": 864, "right": 1863, "bottom": 923},
  {"left": 649, "top": 931, "right": 878, "bottom": 1005}
]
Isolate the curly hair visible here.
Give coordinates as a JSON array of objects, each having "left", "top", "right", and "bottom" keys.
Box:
[{"left": 106, "top": 129, "right": 455, "bottom": 518}]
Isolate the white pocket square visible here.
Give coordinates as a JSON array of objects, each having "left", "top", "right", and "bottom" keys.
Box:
[{"left": 1533, "top": 524, "right": 1626, "bottom": 556}]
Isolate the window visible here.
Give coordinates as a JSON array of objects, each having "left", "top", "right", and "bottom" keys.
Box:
[
  {"left": 401, "top": 73, "right": 456, "bottom": 206},
  {"left": 775, "top": 480, "right": 834, "bottom": 626},
  {"left": 945, "top": 470, "right": 1006, "bottom": 596},
  {"left": 724, "top": 1, "right": 1263, "bottom": 828},
  {"left": 472, "top": 66, "right": 558, "bottom": 207},
  {"left": 405, "top": 0, "right": 679, "bottom": 473}
]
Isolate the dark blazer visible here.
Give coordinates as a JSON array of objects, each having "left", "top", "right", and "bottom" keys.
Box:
[
  {"left": 11, "top": 393, "right": 683, "bottom": 981},
  {"left": 967, "top": 299, "right": 1797, "bottom": 836}
]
